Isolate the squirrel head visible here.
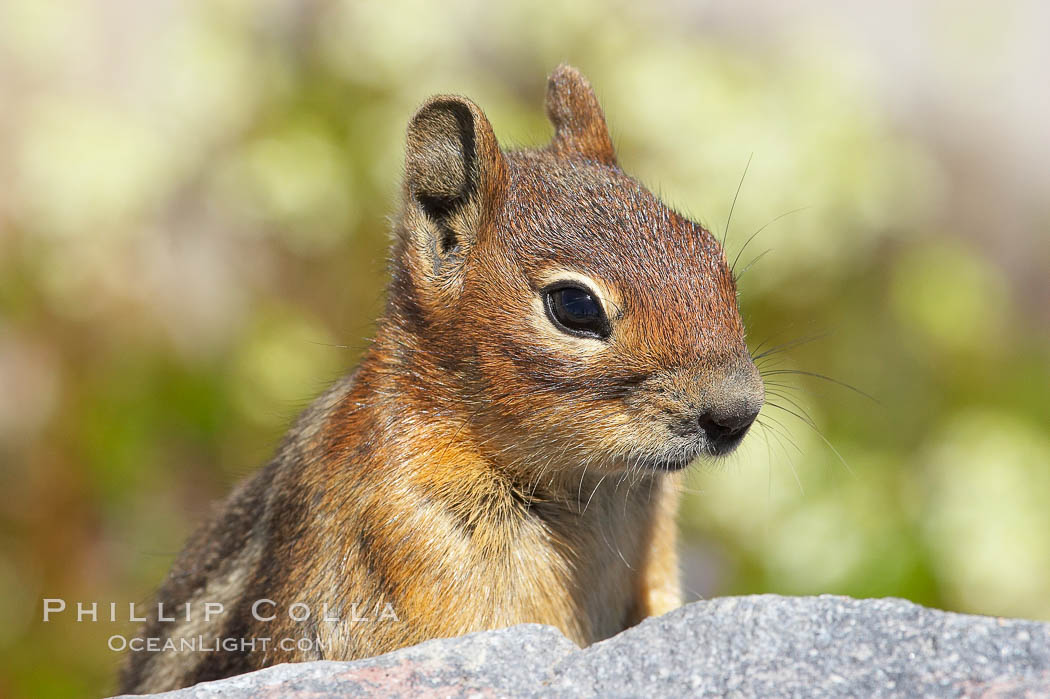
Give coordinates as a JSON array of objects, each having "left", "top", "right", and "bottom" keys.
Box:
[{"left": 387, "top": 65, "right": 764, "bottom": 475}]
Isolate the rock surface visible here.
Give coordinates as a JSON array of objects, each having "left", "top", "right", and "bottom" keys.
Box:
[{"left": 116, "top": 595, "right": 1050, "bottom": 697}]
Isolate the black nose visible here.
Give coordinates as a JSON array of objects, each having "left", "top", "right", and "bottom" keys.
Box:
[{"left": 696, "top": 405, "right": 760, "bottom": 446}]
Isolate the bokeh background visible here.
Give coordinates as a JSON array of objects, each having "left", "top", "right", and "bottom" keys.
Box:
[{"left": 2, "top": 0, "right": 1049, "bottom": 696}]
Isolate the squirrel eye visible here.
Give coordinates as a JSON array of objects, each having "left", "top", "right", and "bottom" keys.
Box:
[{"left": 543, "top": 285, "right": 611, "bottom": 339}]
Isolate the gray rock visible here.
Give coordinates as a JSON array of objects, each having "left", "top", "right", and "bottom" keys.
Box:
[
  {"left": 120, "top": 624, "right": 576, "bottom": 698},
  {"left": 116, "top": 595, "right": 1050, "bottom": 698},
  {"left": 550, "top": 595, "right": 1050, "bottom": 698}
]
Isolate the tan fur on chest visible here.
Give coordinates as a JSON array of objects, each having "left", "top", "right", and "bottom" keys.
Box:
[{"left": 293, "top": 415, "right": 679, "bottom": 650}]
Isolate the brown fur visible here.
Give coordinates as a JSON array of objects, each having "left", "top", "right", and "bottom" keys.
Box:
[{"left": 119, "top": 65, "right": 764, "bottom": 694}]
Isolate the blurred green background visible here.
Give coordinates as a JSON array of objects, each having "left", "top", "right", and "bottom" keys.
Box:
[{"left": 2, "top": 0, "right": 1048, "bottom": 696}]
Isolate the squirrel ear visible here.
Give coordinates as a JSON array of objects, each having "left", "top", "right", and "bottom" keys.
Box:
[
  {"left": 404, "top": 96, "right": 507, "bottom": 272},
  {"left": 545, "top": 65, "right": 616, "bottom": 166}
]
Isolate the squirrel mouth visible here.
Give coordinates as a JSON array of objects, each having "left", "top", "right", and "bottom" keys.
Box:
[
  {"left": 649, "top": 457, "right": 695, "bottom": 472},
  {"left": 642, "top": 429, "right": 752, "bottom": 471},
  {"left": 637, "top": 451, "right": 700, "bottom": 472}
]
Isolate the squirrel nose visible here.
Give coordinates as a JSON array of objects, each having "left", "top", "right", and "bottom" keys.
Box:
[
  {"left": 671, "top": 357, "right": 765, "bottom": 453},
  {"left": 696, "top": 405, "right": 759, "bottom": 444},
  {"left": 690, "top": 361, "right": 764, "bottom": 451}
]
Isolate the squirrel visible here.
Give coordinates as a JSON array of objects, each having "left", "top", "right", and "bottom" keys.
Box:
[{"left": 119, "top": 65, "right": 765, "bottom": 694}]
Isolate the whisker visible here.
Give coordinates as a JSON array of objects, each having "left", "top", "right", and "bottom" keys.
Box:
[
  {"left": 754, "top": 353, "right": 787, "bottom": 369},
  {"left": 751, "top": 331, "right": 830, "bottom": 362},
  {"left": 722, "top": 153, "right": 753, "bottom": 247},
  {"left": 761, "top": 380, "right": 809, "bottom": 395},
  {"left": 731, "top": 206, "right": 809, "bottom": 278},
  {"left": 735, "top": 248, "right": 773, "bottom": 279},
  {"left": 750, "top": 325, "right": 815, "bottom": 358},
  {"left": 764, "top": 391, "right": 818, "bottom": 429},
  {"left": 756, "top": 411, "right": 803, "bottom": 455},
  {"left": 582, "top": 472, "right": 607, "bottom": 515},
  {"left": 760, "top": 369, "right": 878, "bottom": 404},
  {"left": 758, "top": 418, "right": 775, "bottom": 498},
  {"left": 765, "top": 402, "right": 855, "bottom": 477},
  {"left": 756, "top": 419, "right": 804, "bottom": 494}
]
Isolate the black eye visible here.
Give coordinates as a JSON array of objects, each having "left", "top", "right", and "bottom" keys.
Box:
[{"left": 543, "top": 284, "right": 611, "bottom": 339}]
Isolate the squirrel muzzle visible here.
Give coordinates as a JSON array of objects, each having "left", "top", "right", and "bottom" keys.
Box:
[{"left": 685, "top": 357, "right": 764, "bottom": 455}]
